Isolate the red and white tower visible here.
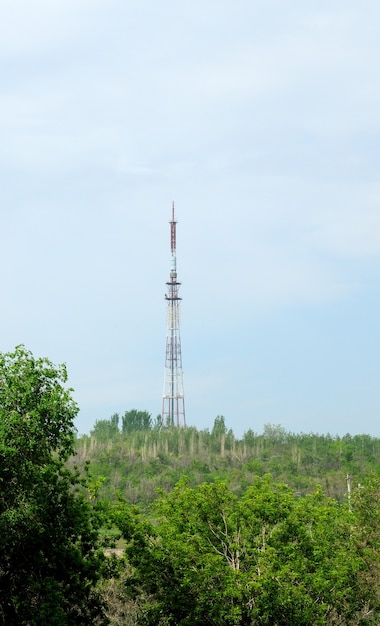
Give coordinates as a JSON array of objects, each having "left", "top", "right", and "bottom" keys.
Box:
[{"left": 162, "top": 202, "right": 186, "bottom": 426}]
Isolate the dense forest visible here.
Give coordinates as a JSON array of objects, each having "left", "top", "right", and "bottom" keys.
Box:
[{"left": 2, "top": 348, "right": 380, "bottom": 624}]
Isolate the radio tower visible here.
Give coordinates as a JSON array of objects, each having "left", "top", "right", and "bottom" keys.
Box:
[{"left": 162, "top": 202, "right": 186, "bottom": 427}]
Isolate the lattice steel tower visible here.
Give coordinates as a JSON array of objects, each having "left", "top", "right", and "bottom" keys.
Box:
[{"left": 162, "top": 202, "right": 186, "bottom": 426}]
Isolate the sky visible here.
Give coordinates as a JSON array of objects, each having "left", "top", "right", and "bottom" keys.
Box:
[{"left": 1, "top": 0, "right": 380, "bottom": 438}]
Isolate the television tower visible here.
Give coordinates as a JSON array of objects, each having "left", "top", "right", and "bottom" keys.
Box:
[{"left": 162, "top": 202, "right": 186, "bottom": 427}]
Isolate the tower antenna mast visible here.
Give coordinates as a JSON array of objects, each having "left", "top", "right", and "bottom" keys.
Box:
[{"left": 162, "top": 202, "right": 186, "bottom": 426}]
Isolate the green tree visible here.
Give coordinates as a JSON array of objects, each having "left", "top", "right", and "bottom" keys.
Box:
[
  {"left": 211, "top": 415, "right": 227, "bottom": 436},
  {"left": 122, "top": 410, "right": 152, "bottom": 433},
  {"left": 91, "top": 415, "right": 120, "bottom": 441},
  {"left": 117, "top": 477, "right": 370, "bottom": 625},
  {"left": 351, "top": 476, "right": 380, "bottom": 619},
  {"left": 0, "top": 346, "right": 107, "bottom": 625},
  {"left": 238, "top": 480, "right": 363, "bottom": 624}
]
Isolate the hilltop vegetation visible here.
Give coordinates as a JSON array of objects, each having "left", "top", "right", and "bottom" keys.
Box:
[{"left": 73, "top": 411, "right": 380, "bottom": 508}]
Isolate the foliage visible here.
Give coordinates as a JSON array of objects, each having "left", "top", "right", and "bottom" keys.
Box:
[
  {"left": 122, "top": 410, "right": 152, "bottom": 434},
  {"left": 0, "top": 346, "right": 107, "bottom": 625},
  {"left": 75, "top": 415, "right": 380, "bottom": 508},
  {"left": 7, "top": 350, "right": 380, "bottom": 625},
  {"left": 351, "top": 476, "right": 380, "bottom": 614},
  {"left": 115, "top": 477, "right": 375, "bottom": 625},
  {"left": 91, "top": 414, "right": 120, "bottom": 441}
]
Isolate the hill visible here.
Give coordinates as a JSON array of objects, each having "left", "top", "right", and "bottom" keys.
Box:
[{"left": 72, "top": 412, "right": 380, "bottom": 509}]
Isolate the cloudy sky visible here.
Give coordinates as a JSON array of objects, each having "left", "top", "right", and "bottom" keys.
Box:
[{"left": 1, "top": 1, "right": 380, "bottom": 437}]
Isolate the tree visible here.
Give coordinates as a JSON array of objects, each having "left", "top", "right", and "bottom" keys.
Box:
[
  {"left": 117, "top": 477, "right": 370, "bottom": 625},
  {"left": 351, "top": 476, "right": 380, "bottom": 618},
  {"left": 122, "top": 410, "right": 152, "bottom": 433},
  {"left": 0, "top": 346, "right": 107, "bottom": 625},
  {"left": 91, "top": 415, "right": 120, "bottom": 440},
  {"left": 211, "top": 415, "right": 227, "bottom": 436}
]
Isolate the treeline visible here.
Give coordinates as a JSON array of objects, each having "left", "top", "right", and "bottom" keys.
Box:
[{"left": 73, "top": 412, "right": 380, "bottom": 507}]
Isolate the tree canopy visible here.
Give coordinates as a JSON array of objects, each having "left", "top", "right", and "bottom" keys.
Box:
[
  {"left": 113, "top": 476, "right": 379, "bottom": 625},
  {"left": 0, "top": 346, "right": 106, "bottom": 625}
]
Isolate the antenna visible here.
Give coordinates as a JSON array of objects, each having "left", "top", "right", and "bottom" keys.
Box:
[
  {"left": 162, "top": 202, "right": 186, "bottom": 426},
  {"left": 171, "top": 201, "right": 176, "bottom": 257}
]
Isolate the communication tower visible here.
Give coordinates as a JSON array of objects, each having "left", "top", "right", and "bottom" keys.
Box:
[{"left": 162, "top": 202, "right": 186, "bottom": 426}]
